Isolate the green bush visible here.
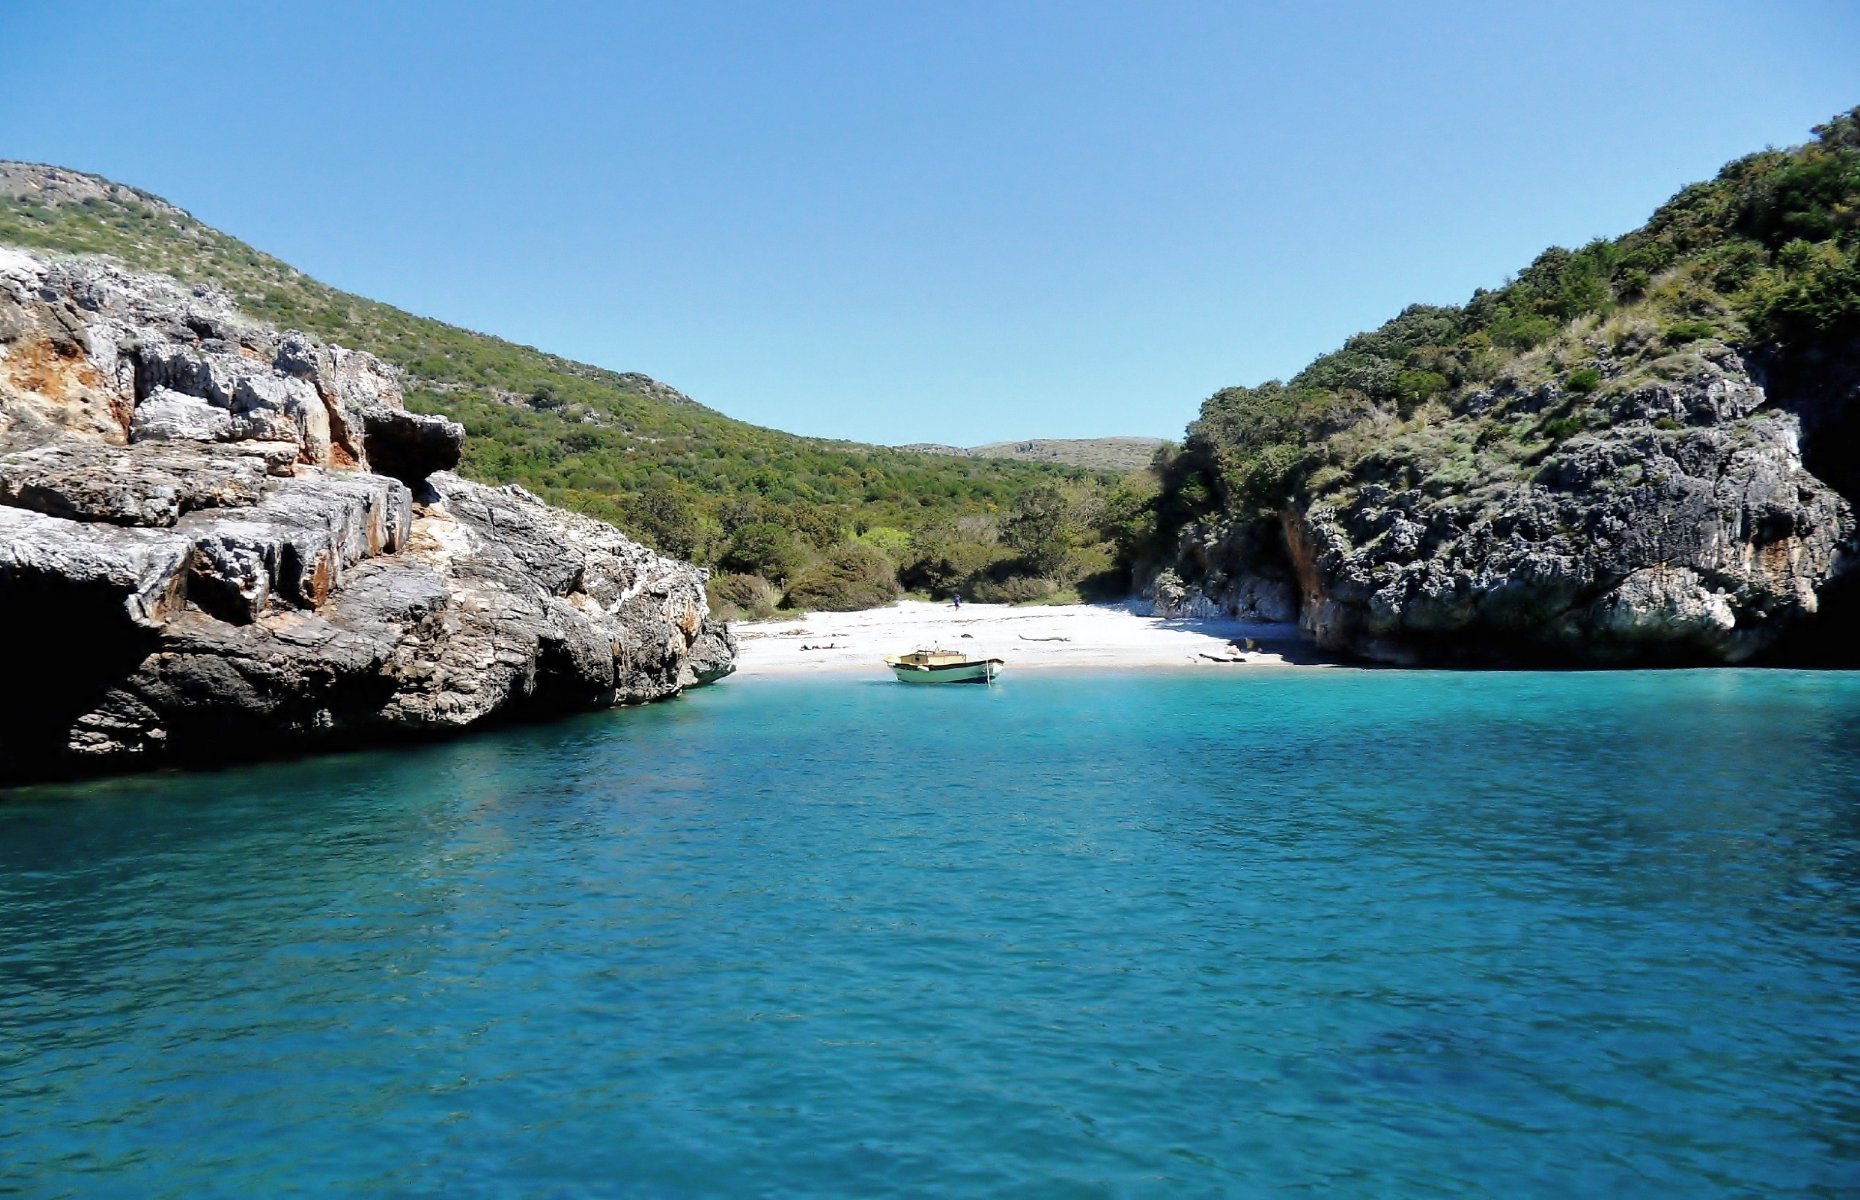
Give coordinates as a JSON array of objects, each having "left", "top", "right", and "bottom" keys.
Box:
[
  {"left": 1002, "top": 485, "right": 1072, "bottom": 576},
  {"left": 1776, "top": 238, "right": 1817, "bottom": 273},
  {"left": 784, "top": 543, "right": 901, "bottom": 611},
  {"left": 1062, "top": 544, "right": 1125, "bottom": 599},
  {"left": 1487, "top": 313, "right": 1559, "bottom": 350},
  {"left": 1514, "top": 241, "right": 1614, "bottom": 320},
  {"left": 1738, "top": 138, "right": 1860, "bottom": 246},
  {"left": 621, "top": 480, "right": 705, "bottom": 560},
  {"left": 1747, "top": 244, "right": 1860, "bottom": 345},
  {"left": 855, "top": 525, "right": 912, "bottom": 562},
  {"left": 1222, "top": 441, "right": 1308, "bottom": 515},
  {"left": 1666, "top": 318, "right": 1718, "bottom": 342},
  {"left": 706, "top": 573, "right": 781, "bottom": 621},
  {"left": 898, "top": 527, "right": 1002, "bottom": 595},
  {"left": 721, "top": 522, "right": 806, "bottom": 582},
  {"left": 1664, "top": 320, "right": 1717, "bottom": 344},
  {"left": 1707, "top": 240, "right": 1767, "bottom": 291},
  {"left": 1565, "top": 368, "right": 1602, "bottom": 394},
  {"left": 968, "top": 574, "right": 1056, "bottom": 604},
  {"left": 1395, "top": 369, "right": 1448, "bottom": 415}
]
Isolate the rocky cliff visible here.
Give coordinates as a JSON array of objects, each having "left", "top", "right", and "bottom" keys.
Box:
[
  {"left": 1141, "top": 110, "right": 1860, "bottom": 666},
  {"left": 1145, "top": 346, "right": 1856, "bottom": 665},
  {"left": 0, "top": 247, "right": 734, "bottom": 783}
]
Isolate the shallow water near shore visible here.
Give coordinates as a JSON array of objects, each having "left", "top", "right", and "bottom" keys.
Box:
[{"left": 4, "top": 668, "right": 1860, "bottom": 1197}]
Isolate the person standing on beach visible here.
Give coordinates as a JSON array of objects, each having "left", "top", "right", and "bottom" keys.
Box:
[{"left": 953, "top": 592, "right": 962, "bottom": 610}]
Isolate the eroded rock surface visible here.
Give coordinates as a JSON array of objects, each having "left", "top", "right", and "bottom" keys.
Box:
[
  {"left": 1147, "top": 351, "right": 1856, "bottom": 664},
  {"left": 0, "top": 247, "right": 733, "bottom": 782}
]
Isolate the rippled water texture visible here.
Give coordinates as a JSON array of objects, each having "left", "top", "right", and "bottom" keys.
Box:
[{"left": 4, "top": 669, "right": 1860, "bottom": 1197}]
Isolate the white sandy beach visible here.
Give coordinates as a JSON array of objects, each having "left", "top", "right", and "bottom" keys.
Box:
[{"left": 729, "top": 599, "right": 1324, "bottom": 677}]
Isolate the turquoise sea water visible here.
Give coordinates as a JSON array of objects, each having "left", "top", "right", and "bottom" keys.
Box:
[{"left": 3, "top": 668, "right": 1860, "bottom": 1198}]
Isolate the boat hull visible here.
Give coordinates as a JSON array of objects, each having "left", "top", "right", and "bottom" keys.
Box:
[{"left": 888, "top": 659, "right": 1003, "bottom": 684}]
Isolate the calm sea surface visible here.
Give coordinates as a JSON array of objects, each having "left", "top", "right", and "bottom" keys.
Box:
[{"left": 3, "top": 669, "right": 1859, "bottom": 1198}]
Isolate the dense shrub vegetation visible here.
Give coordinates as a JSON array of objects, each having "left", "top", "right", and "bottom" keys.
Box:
[{"left": 783, "top": 543, "right": 902, "bottom": 612}]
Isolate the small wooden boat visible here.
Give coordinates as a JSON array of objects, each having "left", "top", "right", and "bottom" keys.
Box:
[{"left": 883, "top": 647, "right": 1004, "bottom": 684}]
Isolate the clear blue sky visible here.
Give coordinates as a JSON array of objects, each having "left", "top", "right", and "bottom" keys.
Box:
[{"left": 3, "top": 2, "right": 1855, "bottom": 445}]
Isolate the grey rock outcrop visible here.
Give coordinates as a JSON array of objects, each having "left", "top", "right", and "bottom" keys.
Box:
[
  {"left": 131, "top": 387, "right": 237, "bottom": 442},
  {"left": 0, "top": 247, "right": 733, "bottom": 782},
  {"left": 1150, "top": 350, "right": 1856, "bottom": 664},
  {"left": 272, "top": 332, "right": 463, "bottom": 483},
  {"left": 1139, "top": 518, "right": 1301, "bottom": 624}
]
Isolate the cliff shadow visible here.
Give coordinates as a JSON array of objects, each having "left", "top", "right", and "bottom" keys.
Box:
[{"left": 1753, "top": 339, "right": 1860, "bottom": 666}]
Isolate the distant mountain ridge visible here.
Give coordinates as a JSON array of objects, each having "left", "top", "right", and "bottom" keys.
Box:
[{"left": 898, "top": 436, "right": 1167, "bottom": 472}]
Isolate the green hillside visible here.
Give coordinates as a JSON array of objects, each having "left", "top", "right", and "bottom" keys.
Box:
[
  {"left": 0, "top": 162, "right": 1148, "bottom": 613},
  {"left": 1144, "top": 107, "right": 1860, "bottom": 565},
  {"left": 899, "top": 437, "right": 1169, "bottom": 472}
]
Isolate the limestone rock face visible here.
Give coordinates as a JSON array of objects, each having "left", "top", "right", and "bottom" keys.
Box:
[
  {"left": 1139, "top": 518, "right": 1301, "bottom": 624},
  {"left": 131, "top": 387, "right": 236, "bottom": 443},
  {"left": 1152, "top": 352, "right": 1855, "bottom": 664},
  {"left": 271, "top": 332, "right": 463, "bottom": 483},
  {"left": 0, "top": 247, "right": 733, "bottom": 782}
]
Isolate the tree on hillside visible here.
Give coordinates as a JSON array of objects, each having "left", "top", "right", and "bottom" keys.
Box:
[
  {"left": 785, "top": 543, "right": 900, "bottom": 611},
  {"left": 721, "top": 522, "right": 807, "bottom": 583},
  {"left": 1003, "top": 485, "right": 1071, "bottom": 577},
  {"left": 898, "top": 523, "right": 1001, "bottom": 594},
  {"left": 624, "top": 479, "right": 704, "bottom": 561}
]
